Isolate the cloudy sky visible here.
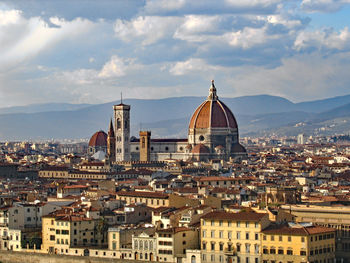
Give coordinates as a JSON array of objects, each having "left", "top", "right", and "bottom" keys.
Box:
[{"left": 1, "top": 0, "right": 350, "bottom": 107}]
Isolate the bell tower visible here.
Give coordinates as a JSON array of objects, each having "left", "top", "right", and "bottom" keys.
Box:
[
  {"left": 107, "top": 118, "right": 116, "bottom": 162},
  {"left": 113, "top": 99, "right": 130, "bottom": 162}
]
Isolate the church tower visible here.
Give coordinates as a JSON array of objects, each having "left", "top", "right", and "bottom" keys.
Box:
[
  {"left": 107, "top": 118, "right": 116, "bottom": 162},
  {"left": 113, "top": 102, "right": 131, "bottom": 162},
  {"left": 139, "top": 131, "right": 151, "bottom": 162}
]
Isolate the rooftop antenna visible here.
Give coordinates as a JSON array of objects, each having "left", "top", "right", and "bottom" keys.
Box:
[{"left": 120, "top": 92, "right": 123, "bottom": 104}]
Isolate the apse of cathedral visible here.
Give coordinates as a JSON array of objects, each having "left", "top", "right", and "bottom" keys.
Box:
[{"left": 96, "top": 80, "right": 247, "bottom": 162}]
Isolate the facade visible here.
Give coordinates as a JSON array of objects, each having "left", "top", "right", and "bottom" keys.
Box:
[
  {"left": 200, "top": 210, "right": 270, "bottom": 263},
  {"left": 41, "top": 213, "right": 104, "bottom": 255},
  {"left": 261, "top": 223, "right": 336, "bottom": 263},
  {"left": 281, "top": 204, "right": 350, "bottom": 262}
]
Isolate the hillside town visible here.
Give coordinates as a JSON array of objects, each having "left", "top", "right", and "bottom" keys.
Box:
[{"left": 0, "top": 85, "right": 350, "bottom": 263}]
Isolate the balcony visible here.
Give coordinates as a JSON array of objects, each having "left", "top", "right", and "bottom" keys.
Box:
[
  {"left": 224, "top": 248, "right": 236, "bottom": 255},
  {"left": 1, "top": 236, "right": 9, "bottom": 240}
]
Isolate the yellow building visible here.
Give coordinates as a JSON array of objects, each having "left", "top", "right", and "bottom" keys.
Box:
[
  {"left": 201, "top": 210, "right": 270, "bottom": 263},
  {"left": 116, "top": 191, "right": 200, "bottom": 208},
  {"left": 156, "top": 227, "right": 199, "bottom": 263},
  {"left": 42, "top": 213, "right": 102, "bottom": 255},
  {"left": 261, "top": 223, "right": 335, "bottom": 263}
]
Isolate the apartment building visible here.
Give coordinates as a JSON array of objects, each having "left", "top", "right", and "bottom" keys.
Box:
[
  {"left": 261, "top": 223, "right": 336, "bottom": 263},
  {"left": 201, "top": 210, "right": 270, "bottom": 263},
  {"left": 42, "top": 212, "right": 103, "bottom": 255}
]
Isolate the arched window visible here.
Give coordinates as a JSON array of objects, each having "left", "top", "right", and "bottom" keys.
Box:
[
  {"left": 134, "top": 240, "right": 138, "bottom": 249},
  {"left": 149, "top": 241, "right": 153, "bottom": 250},
  {"left": 144, "top": 241, "right": 148, "bottom": 250},
  {"left": 117, "top": 118, "right": 121, "bottom": 130},
  {"left": 142, "top": 138, "right": 145, "bottom": 148},
  {"left": 191, "top": 255, "right": 196, "bottom": 263},
  {"left": 139, "top": 240, "right": 143, "bottom": 249}
]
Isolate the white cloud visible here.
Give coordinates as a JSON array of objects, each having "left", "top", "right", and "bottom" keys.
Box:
[
  {"left": 0, "top": 10, "right": 96, "bottom": 72},
  {"left": 301, "top": 0, "right": 350, "bottom": 13},
  {"left": 114, "top": 16, "right": 182, "bottom": 45},
  {"left": 169, "top": 58, "right": 224, "bottom": 76},
  {"left": 294, "top": 27, "right": 350, "bottom": 51},
  {"left": 144, "top": 0, "right": 282, "bottom": 15}
]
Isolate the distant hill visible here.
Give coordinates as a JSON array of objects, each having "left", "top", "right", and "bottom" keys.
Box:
[
  {"left": 0, "top": 103, "right": 92, "bottom": 114},
  {"left": 0, "top": 94, "right": 350, "bottom": 140}
]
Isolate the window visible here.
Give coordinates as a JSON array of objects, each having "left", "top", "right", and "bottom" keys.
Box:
[
  {"left": 263, "top": 235, "right": 266, "bottom": 240},
  {"left": 246, "top": 222, "right": 249, "bottom": 228},
  {"left": 255, "top": 233, "right": 259, "bottom": 240},
  {"left": 279, "top": 236, "right": 282, "bottom": 242},
  {"left": 237, "top": 244, "right": 241, "bottom": 252},
  {"left": 211, "top": 243, "right": 215, "bottom": 251},
  {"left": 245, "top": 244, "right": 250, "bottom": 253},
  {"left": 228, "top": 221, "right": 232, "bottom": 227},
  {"left": 255, "top": 223, "right": 258, "bottom": 228},
  {"left": 202, "top": 220, "right": 206, "bottom": 226},
  {"left": 270, "top": 235, "right": 274, "bottom": 241},
  {"left": 202, "top": 242, "right": 207, "bottom": 250},
  {"left": 202, "top": 230, "right": 206, "bottom": 238},
  {"left": 211, "top": 231, "right": 215, "bottom": 238},
  {"left": 237, "top": 232, "right": 241, "bottom": 239},
  {"left": 237, "top": 221, "right": 241, "bottom": 227},
  {"left": 300, "top": 250, "right": 306, "bottom": 256},
  {"left": 287, "top": 249, "right": 293, "bottom": 255},
  {"left": 211, "top": 220, "right": 214, "bottom": 226},
  {"left": 219, "top": 243, "right": 223, "bottom": 251},
  {"left": 270, "top": 248, "right": 276, "bottom": 254},
  {"left": 50, "top": 235, "right": 55, "bottom": 241},
  {"left": 219, "top": 231, "right": 223, "bottom": 238},
  {"left": 246, "top": 233, "right": 249, "bottom": 240},
  {"left": 228, "top": 231, "right": 232, "bottom": 239},
  {"left": 288, "top": 236, "right": 291, "bottom": 242},
  {"left": 219, "top": 220, "right": 223, "bottom": 226},
  {"left": 254, "top": 244, "right": 259, "bottom": 254},
  {"left": 278, "top": 248, "right": 283, "bottom": 254},
  {"left": 301, "top": 237, "right": 305, "bottom": 242}
]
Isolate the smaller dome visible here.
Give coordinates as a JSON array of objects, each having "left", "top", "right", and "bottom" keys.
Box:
[
  {"left": 191, "top": 144, "right": 210, "bottom": 154},
  {"left": 89, "top": 131, "right": 107, "bottom": 147}
]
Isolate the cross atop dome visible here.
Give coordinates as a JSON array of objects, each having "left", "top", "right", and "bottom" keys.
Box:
[{"left": 208, "top": 79, "right": 218, "bottom": 101}]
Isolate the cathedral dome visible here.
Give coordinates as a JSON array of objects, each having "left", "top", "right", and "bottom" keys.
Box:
[
  {"left": 189, "top": 80, "right": 238, "bottom": 130},
  {"left": 89, "top": 131, "right": 107, "bottom": 147}
]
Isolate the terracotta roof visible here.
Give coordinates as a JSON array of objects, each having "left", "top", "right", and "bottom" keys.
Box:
[
  {"left": 262, "top": 224, "right": 335, "bottom": 236},
  {"left": 202, "top": 211, "right": 267, "bottom": 221},
  {"left": 88, "top": 130, "right": 107, "bottom": 147},
  {"left": 116, "top": 190, "right": 169, "bottom": 199},
  {"left": 189, "top": 94, "right": 238, "bottom": 130}
]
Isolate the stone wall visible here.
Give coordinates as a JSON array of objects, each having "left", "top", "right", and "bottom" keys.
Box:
[{"left": 0, "top": 250, "right": 152, "bottom": 263}]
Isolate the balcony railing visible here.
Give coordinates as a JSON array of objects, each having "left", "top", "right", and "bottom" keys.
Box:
[{"left": 224, "top": 248, "right": 236, "bottom": 255}]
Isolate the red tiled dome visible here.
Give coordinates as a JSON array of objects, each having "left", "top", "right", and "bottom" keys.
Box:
[
  {"left": 88, "top": 131, "right": 107, "bottom": 147},
  {"left": 189, "top": 81, "right": 238, "bottom": 130}
]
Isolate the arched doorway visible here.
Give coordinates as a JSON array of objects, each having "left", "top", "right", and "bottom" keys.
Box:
[
  {"left": 191, "top": 255, "right": 196, "bottom": 263},
  {"left": 150, "top": 252, "right": 154, "bottom": 261},
  {"left": 134, "top": 252, "right": 138, "bottom": 260},
  {"left": 84, "top": 249, "right": 89, "bottom": 256}
]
